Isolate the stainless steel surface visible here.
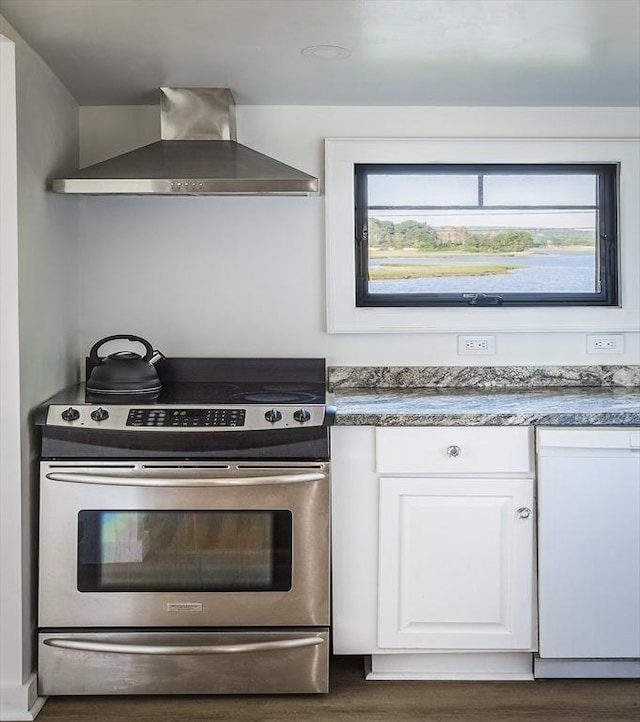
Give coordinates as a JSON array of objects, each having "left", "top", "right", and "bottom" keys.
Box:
[
  {"left": 38, "top": 357, "right": 331, "bottom": 696},
  {"left": 45, "top": 467, "right": 327, "bottom": 486},
  {"left": 51, "top": 88, "right": 319, "bottom": 196},
  {"left": 39, "top": 460, "right": 330, "bottom": 628},
  {"left": 160, "top": 88, "right": 236, "bottom": 141},
  {"left": 38, "top": 630, "right": 329, "bottom": 695},
  {"left": 45, "top": 402, "right": 328, "bottom": 431},
  {"left": 446, "top": 444, "right": 462, "bottom": 458},
  {"left": 51, "top": 173, "right": 319, "bottom": 195},
  {"left": 43, "top": 635, "right": 324, "bottom": 654}
]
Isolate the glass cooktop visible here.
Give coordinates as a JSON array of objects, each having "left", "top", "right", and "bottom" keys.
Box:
[{"left": 41, "top": 380, "right": 326, "bottom": 407}]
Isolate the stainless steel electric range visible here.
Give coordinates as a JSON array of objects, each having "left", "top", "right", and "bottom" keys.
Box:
[{"left": 35, "top": 358, "right": 334, "bottom": 696}]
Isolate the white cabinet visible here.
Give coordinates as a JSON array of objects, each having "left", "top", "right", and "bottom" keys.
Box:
[
  {"left": 331, "top": 425, "right": 536, "bottom": 679},
  {"left": 376, "top": 427, "right": 536, "bottom": 652},
  {"left": 376, "top": 427, "right": 532, "bottom": 475},
  {"left": 378, "top": 476, "right": 535, "bottom": 650}
]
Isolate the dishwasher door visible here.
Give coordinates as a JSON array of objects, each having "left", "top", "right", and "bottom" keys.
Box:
[{"left": 536, "top": 427, "right": 640, "bottom": 663}]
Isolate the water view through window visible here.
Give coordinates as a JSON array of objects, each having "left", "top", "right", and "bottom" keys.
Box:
[
  {"left": 367, "top": 209, "right": 598, "bottom": 295},
  {"left": 355, "top": 164, "right": 618, "bottom": 306}
]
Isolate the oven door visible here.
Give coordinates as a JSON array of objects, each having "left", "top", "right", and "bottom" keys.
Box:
[{"left": 38, "top": 461, "right": 329, "bottom": 628}]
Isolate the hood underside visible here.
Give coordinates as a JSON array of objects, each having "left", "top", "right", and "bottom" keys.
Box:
[{"left": 51, "top": 88, "right": 319, "bottom": 196}]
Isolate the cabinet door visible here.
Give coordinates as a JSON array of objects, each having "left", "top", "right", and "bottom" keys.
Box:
[{"left": 378, "top": 477, "right": 535, "bottom": 650}]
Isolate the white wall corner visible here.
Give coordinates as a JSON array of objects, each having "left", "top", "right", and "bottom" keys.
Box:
[
  {"left": 0, "top": 26, "right": 25, "bottom": 716},
  {"left": 1, "top": 21, "right": 79, "bottom": 721}
]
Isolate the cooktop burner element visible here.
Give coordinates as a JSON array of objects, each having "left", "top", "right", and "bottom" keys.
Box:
[
  {"left": 238, "top": 392, "right": 317, "bottom": 404},
  {"left": 68, "top": 381, "right": 325, "bottom": 407},
  {"left": 86, "top": 383, "right": 243, "bottom": 406}
]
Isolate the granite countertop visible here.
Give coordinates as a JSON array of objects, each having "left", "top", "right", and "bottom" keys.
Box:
[
  {"left": 329, "top": 365, "right": 640, "bottom": 426},
  {"left": 332, "top": 386, "right": 640, "bottom": 426}
]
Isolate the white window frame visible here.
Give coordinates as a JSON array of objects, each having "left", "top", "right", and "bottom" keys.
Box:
[{"left": 325, "top": 138, "right": 640, "bottom": 334}]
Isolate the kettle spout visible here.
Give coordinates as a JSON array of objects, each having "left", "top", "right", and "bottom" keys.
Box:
[{"left": 149, "top": 350, "right": 165, "bottom": 366}]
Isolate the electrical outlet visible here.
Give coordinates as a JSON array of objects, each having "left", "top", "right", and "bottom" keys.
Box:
[
  {"left": 457, "top": 335, "right": 496, "bottom": 355},
  {"left": 586, "top": 334, "right": 624, "bottom": 354}
]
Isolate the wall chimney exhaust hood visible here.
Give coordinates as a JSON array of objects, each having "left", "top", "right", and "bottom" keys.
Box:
[{"left": 51, "top": 88, "right": 319, "bottom": 196}]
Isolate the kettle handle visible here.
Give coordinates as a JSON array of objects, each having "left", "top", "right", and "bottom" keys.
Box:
[{"left": 88, "top": 335, "right": 155, "bottom": 365}]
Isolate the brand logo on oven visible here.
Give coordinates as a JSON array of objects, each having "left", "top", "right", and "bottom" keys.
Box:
[{"left": 166, "top": 602, "right": 203, "bottom": 613}]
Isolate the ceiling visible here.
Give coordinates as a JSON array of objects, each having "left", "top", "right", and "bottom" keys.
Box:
[{"left": 1, "top": 0, "right": 639, "bottom": 107}]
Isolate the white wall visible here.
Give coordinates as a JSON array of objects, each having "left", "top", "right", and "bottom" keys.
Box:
[
  {"left": 77, "top": 104, "right": 639, "bottom": 367},
  {"left": 0, "top": 16, "right": 78, "bottom": 721},
  {"left": 0, "top": 30, "right": 23, "bottom": 718}
]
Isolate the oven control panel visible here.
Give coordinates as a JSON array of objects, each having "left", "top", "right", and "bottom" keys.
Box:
[{"left": 127, "top": 408, "right": 246, "bottom": 427}]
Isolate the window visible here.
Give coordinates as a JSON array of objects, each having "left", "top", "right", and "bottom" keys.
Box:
[
  {"left": 325, "top": 138, "right": 638, "bottom": 333},
  {"left": 355, "top": 163, "right": 619, "bottom": 308}
]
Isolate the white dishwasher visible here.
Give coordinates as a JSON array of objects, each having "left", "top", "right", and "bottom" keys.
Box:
[{"left": 535, "top": 427, "right": 640, "bottom": 678}]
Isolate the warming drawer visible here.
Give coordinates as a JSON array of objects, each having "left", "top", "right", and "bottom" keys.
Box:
[{"left": 39, "top": 630, "right": 329, "bottom": 695}]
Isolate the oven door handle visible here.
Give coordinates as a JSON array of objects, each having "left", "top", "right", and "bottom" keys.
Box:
[
  {"left": 44, "top": 470, "right": 327, "bottom": 487},
  {"left": 43, "top": 636, "right": 325, "bottom": 655}
]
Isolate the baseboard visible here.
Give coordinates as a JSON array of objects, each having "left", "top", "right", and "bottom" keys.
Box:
[
  {"left": 365, "top": 652, "right": 534, "bottom": 681},
  {"left": 0, "top": 674, "right": 47, "bottom": 721},
  {"left": 534, "top": 657, "right": 640, "bottom": 679}
]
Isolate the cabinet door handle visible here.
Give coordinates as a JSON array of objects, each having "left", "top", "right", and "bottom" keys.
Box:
[
  {"left": 517, "top": 507, "right": 532, "bottom": 519},
  {"left": 446, "top": 445, "right": 461, "bottom": 458}
]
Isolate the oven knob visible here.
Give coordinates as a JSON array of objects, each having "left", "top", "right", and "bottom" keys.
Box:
[
  {"left": 90, "top": 407, "right": 109, "bottom": 422},
  {"left": 61, "top": 407, "right": 80, "bottom": 422},
  {"left": 264, "top": 409, "right": 282, "bottom": 423},
  {"left": 293, "top": 408, "right": 311, "bottom": 423}
]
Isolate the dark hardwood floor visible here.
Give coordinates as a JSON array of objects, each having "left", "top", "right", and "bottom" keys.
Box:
[{"left": 36, "top": 656, "right": 640, "bottom": 721}]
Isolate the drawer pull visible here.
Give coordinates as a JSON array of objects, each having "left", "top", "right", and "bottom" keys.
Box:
[
  {"left": 517, "top": 507, "right": 532, "bottom": 519},
  {"left": 43, "top": 636, "right": 325, "bottom": 655},
  {"left": 446, "top": 445, "right": 462, "bottom": 458}
]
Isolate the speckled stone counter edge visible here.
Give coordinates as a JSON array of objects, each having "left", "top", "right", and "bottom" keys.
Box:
[
  {"left": 328, "top": 365, "right": 640, "bottom": 389},
  {"left": 334, "top": 412, "right": 640, "bottom": 426}
]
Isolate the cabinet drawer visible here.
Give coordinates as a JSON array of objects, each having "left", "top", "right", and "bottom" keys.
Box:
[
  {"left": 376, "top": 427, "right": 532, "bottom": 474},
  {"left": 38, "top": 630, "right": 329, "bottom": 695}
]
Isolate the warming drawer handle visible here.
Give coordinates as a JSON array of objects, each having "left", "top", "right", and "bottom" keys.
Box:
[
  {"left": 43, "top": 636, "right": 325, "bottom": 655},
  {"left": 45, "top": 471, "right": 327, "bottom": 487}
]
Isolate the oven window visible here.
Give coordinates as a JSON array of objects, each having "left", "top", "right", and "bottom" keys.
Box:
[{"left": 77, "top": 510, "right": 292, "bottom": 592}]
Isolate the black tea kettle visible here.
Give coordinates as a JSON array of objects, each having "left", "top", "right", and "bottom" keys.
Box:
[{"left": 87, "top": 334, "right": 164, "bottom": 394}]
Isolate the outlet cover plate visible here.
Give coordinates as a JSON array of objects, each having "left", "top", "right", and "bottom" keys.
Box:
[
  {"left": 457, "top": 335, "right": 496, "bottom": 355},
  {"left": 586, "top": 334, "right": 624, "bottom": 354}
]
